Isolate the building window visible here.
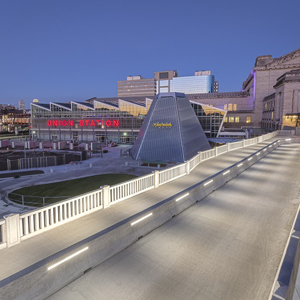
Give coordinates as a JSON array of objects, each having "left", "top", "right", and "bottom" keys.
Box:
[
  {"left": 224, "top": 104, "right": 227, "bottom": 110},
  {"left": 228, "top": 104, "right": 233, "bottom": 111},
  {"left": 246, "top": 116, "right": 251, "bottom": 123},
  {"left": 234, "top": 104, "right": 237, "bottom": 111},
  {"left": 235, "top": 116, "right": 240, "bottom": 122},
  {"left": 271, "top": 111, "right": 274, "bottom": 120},
  {"left": 229, "top": 117, "right": 234, "bottom": 122},
  {"left": 224, "top": 117, "right": 228, "bottom": 122},
  {"left": 159, "top": 72, "right": 169, "bottom": 79}
]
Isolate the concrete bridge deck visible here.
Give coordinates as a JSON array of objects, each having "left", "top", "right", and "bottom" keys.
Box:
[
  {"left": 47, "top": 143, "right": 300, "bottom": 300},
  {"left": 0, "top": 137, "right": 299, "bottom": 299}
]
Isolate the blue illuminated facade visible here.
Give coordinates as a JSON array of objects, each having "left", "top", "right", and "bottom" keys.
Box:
[{"left": 170, "top": 75, "right": 214, "bottom": 94}]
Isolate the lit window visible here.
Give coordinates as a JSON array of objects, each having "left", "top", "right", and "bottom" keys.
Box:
[
  {"left": 246, "top": 116, "right": 251, "bottom": 123},
  {"left": 235, "top": 116, "right": 240, "bottom": 122},
  {"left": 271, "top": 112, "right": 274, "bottom": 119},
  {"left": 224, "top": 104, "right": 227, "bottom": 110},
  {"left": 224, "top": 117, "right": 228, "bottom": 122},
  {"left": 229, "top": 117, "right": 234, "bottom": 122},
  {"left": 234, "top": 104, "right": 237, "bottom": 111},
  {"left": 228, "top": 104, "right": 233, "bottom": 111}
]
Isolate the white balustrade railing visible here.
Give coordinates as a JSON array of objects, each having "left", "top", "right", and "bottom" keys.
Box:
[
  {"left": 189, "top": 152, "right": 202, "bottom": 171},
  {"left": 216, "top": 144, "right": 228, "bottom": 156},
  {"left": 2, "top": 130, "right": 294, "bottom": 248},
  {"left": 20, "top": 189, "right": 103, "bottom": 240},
  {"left": 159, "top": 163, "right": 187, "bottom": 185},
  {"left": 244, "top": 138, "right": 256, "bottom": 146},
  {"left": 110, "top": 173, "right": 155, "bottom": 204},
  {"left": 0, "top": 219, "right": 6, "bottom": 246},
  {"left": 201, "top": 148, "right": 216, "bottom": 161},
  {"left": 278, "top": 130, "right": 296, "bottom": 135},
  {"left": 228, "top": 140, "right": 244, "bottom": 151}
]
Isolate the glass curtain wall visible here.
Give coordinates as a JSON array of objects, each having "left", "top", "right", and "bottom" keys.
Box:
[{"left": 31, "top": 99, "right": 225, "bottom": 143}]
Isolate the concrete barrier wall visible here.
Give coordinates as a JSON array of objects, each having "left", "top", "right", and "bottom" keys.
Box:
[
  {"left": 285, "top": 238, "right": 300, "bottom": 300},
  {"left": 0, "top": 140, "right": 281, "bottom": 300}
]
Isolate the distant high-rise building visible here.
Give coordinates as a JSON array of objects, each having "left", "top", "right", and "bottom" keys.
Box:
[
  {"left": 117, "top": 75, "right": 156, "bottom": 97},
  {"left": 119, "top": 70, "right": 216, "bottom": 97},
  {"left": 170, "top": 71, "right": 215, "bottom": 94},
  {"left": 154, "top": 70, "right": 178, "bottom": 94},
  {"left": 18, "top": 99, "right": 25, "bottom": 111}
]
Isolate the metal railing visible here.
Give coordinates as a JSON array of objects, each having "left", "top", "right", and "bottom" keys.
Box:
[{"left": 8, "top": 193, "right": 70, "bottom": 207}]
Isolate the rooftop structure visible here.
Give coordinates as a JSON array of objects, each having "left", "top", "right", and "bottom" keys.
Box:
[{"left": 117, "top": 76, "right": 156, "bottom": 97}]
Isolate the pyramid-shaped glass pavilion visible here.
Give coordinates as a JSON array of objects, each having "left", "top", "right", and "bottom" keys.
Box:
[{"left": 131, "top": 92, "right": 211, "bottom": 163}]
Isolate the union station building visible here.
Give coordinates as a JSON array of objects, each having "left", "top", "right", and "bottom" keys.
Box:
[{"left": 30, "top": 98, "right": 225, "bottom": 143}]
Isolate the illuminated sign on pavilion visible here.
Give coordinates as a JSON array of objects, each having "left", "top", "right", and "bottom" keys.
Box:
[
  {"left": 153, "top": 122, "right": 172, "bottom": 127},
  {"left": 46, "top": 119, "right": 119, "bottom": 127}
]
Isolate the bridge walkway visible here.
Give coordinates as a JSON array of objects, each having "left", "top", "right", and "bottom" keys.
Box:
[
  {"left": 0, "top": 138, "right": 284, "bottom": 283},
  {"left": 48, "top": 143, "right": 300, "bottom": 300}
]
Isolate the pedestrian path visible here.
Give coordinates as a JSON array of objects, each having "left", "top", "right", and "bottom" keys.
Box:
[{"left": 0, "top": 138, "right": 281, "bottom": 282}]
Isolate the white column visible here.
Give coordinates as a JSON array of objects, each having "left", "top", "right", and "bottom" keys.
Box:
[
  {"left": 101, "top": 185, "right": 111, "bottom": 209},
  {"left": 198, "top": 152, "right": 202, "bottom": 163},
  {"left": 4, "top": 214, "right": 21, "bottom": 248},
  {"left": 185, "top": 161, "right": 190, "bottom": 175},
  {"left": 153, "top": 170, "right": 160, "bottom": 188}
]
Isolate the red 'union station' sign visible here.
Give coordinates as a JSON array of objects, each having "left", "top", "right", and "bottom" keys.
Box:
[{"left": 46, "top": 119, "right": 119, "bottom": 127}]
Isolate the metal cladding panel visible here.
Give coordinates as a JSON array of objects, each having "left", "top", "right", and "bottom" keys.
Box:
[
  {"left": 176, "top": 96, "right": 211, "bottom": 160},
  {"left": 132, "top": 96, "right": 184, "bottom": 162},
  {"left": 131, "top": 93, "right": 211, "bottom": 163}
]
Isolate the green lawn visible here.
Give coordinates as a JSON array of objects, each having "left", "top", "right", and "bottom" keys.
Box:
[{"left": 9, "top": 173, "right": 137, "bottom": 206}]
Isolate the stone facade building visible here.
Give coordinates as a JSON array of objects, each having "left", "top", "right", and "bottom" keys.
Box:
[
  {"left": 263, "top": 69, "right": 300, "bottom": 130},
  {"left": 243, "top": 48, "right": 300, "bottom": 130},
  {"left": 188, "top": 48, "right": 300, "bottom": 132}
]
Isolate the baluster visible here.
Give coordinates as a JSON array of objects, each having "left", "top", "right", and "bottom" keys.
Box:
[{"left": 40, "top": 211, "right": 44, "bottom": 229}]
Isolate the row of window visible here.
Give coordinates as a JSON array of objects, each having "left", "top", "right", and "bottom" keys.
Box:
[
  {"left": 224, "top": 104, "right": 237, "bottom": 111},
  {"left": 224, "top": 116, "right": 251, "bottom": 123}
]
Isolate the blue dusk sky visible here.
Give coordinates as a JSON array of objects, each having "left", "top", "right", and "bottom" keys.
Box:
[{"left": 0, "top": 0, "right": 299, "bottom": 108}]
